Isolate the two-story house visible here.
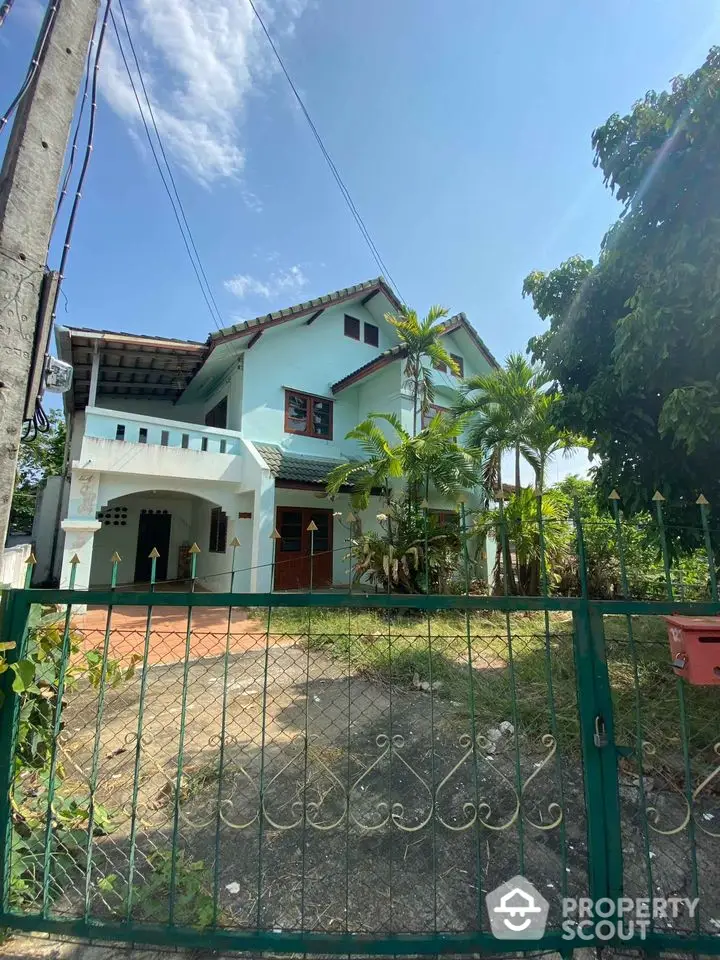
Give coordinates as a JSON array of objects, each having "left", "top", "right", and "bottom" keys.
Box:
[{"left": 45, "top": 278, "right": 497, "bottom": 592}]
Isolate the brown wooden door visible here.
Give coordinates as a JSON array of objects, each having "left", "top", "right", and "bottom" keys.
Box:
[{"left": 274, "top": 507, "right": 333, "bottom": 590}]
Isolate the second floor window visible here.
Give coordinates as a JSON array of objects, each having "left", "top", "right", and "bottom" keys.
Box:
[
  {"left": 285, "top": 390, "right": 333, "bottom": 439},
  {"left": 450, "top": 354, "right": 464, "bottom": 378},
  {"left": 344, "top": 315, "right": 360, "bottom": 340}
]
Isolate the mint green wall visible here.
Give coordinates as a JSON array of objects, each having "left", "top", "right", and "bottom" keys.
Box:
[{"left": 240, "top": 304, "right": 396, "bottom": 457}]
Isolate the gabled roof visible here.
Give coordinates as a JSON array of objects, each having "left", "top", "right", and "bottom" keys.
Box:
[
  {"left": 254, "top": 443, "right": 348, "bottom": 485},
  {"left": 208, "top": 277, "right": 401, "bottom": 347},
  {"left": 331, "top": 313, "right": 499, "bottom": 394}
]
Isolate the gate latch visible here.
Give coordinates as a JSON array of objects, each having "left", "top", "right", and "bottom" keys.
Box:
[{"left": 593, "top": 715, "right": 608, "bottom": 749}]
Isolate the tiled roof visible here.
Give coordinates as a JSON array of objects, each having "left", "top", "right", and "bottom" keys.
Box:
[
  {"left": 332, "top": 345, "right": 406, "bottom": 394},
  {"left": 209, "top": 277, "right": 401, "bottom": 343},
  {"left": 254, "top": 444, "right": 348, "bottom": 485}
]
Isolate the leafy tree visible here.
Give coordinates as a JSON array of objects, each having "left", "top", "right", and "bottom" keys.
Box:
[
  {"left": 325, "top": 411, "right": 482, "bottom": 510},
  {"left": 523, "top": 47, "right": 720, "bottom": 518},
  {"left": 10, "top": 410, "right": 66, "bottom": 533},
  {"left": 386, "top": 306, "right": 459, "bottom": 435}
]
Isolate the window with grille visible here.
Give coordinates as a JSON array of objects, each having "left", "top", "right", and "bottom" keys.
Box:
[
  {"left": 284, "top": 390, "right": 333, "bottom": 439},
  {"left": 209, "top": 507, "right": 228, "bottom": 553}
]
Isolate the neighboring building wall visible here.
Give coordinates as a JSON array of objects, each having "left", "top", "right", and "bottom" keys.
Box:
[
  {"left": 31, "top": 476, "right": 66, "bottom": 584},
  {"left": 0, "top": 543, "right": 32, "bottom": 588}
]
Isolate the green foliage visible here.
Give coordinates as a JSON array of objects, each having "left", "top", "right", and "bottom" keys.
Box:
[
  {"left": 10, "top": 409, "right": 65, "bottom": 534},
  {"left": 131, "top": 850, "right": 217, "bottom": 929},
  {"left": 352, "top": 497, "right": 467, "bottom": 594},
  {"left": 386, "top": 305, "right": 458, "bottom": 435},
  {"left": 474, "top": 487, "right": 571, "bottom": 595},
  {"left": 326, "top": 412, "right": 483, "bottom": 510},
  {"left": 455, "top": 354, "right": 585, "bottom": 492},
  {"left": 523, "top": 48, "right": 720, "bottom": 519},
  {"left": 2, "top": 607, "right": 134, "bottom": 908}
]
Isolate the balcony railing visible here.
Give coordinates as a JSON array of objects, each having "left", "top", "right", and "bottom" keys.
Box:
[{"left": 84, "top": 407, "right": 243, "bottom": 455}]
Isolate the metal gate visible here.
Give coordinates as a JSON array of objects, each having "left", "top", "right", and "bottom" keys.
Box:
[{"left": 0, "top": 577, "right": 719, "bottom": 952}]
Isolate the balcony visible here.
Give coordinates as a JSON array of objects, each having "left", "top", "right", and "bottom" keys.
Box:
[{"left": 76, "top": 407, "right": 245, "bottom": 483}]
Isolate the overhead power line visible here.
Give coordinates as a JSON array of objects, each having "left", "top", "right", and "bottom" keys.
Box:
[
  {"left": 246, "top": 0, "right": 404, "bottom": 303},
  {"left": 110, "top": 0, "right": 226, "bottom": 332},
  {"left": 0, "top": 0, "right": 60, "bottom": 134}
]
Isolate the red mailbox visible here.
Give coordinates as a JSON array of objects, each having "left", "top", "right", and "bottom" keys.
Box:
[{"left": 664, "top": 615, "right": 720, "bottom": 686}]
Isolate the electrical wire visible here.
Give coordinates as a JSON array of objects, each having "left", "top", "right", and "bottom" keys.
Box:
[
  {"left": 54, "top": 0, "right": 112, "bottom": 294},
  {"left": 246, "top": 0, "right": 404, "bottom": 303},
  {"left": 53, "top": 31, "right": 95, "bottom": 231},
  {"left": 109, "top": 9, "right": 225, "bottom": 334},
  {"left": 0, "top": 0, "right": 15, "bottom": 28},
  {"left": 0, "top": 0, "right": 60, "bottom": 135},
  {"left": 21, "top": 0, "right": 110, "bottom": 441},
  {"left": 115, "top": 0, "right": 225, "bottom": 331}
]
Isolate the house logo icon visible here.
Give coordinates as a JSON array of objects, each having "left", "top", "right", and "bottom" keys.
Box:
[{"left": 485, "top": 875, "right": 549, "bottom": 939}]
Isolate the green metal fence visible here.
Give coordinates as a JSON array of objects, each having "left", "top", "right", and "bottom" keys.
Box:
[{"left": 1, "top": 497, "right": 720, "bottom": 955}]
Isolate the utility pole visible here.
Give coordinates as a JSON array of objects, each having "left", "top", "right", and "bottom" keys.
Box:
[{"left": 0, "top": 0, "right": 98, "bottom": 548}]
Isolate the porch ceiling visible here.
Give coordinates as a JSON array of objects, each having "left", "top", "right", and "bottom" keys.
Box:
[{"left": 56, "top": 326, "right": 208, "bottom": 412}]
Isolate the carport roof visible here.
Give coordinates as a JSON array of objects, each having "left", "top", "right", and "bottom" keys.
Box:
[{"left": 55, "top": 326, "right": 207, "bottom": 412}]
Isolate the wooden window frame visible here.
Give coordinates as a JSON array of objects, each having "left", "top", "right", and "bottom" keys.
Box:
[
  {"left": 344, "top": 314, "right": 360, "bottom": 340},
  {"left": 209, "top": 506, "right": 228, "bottom": 553},
  {"left": 284, "top": 389, "right": 334, "bottom": 440},
  {"left": 364, "top": 322, "right": 379, "bottom": 347}
]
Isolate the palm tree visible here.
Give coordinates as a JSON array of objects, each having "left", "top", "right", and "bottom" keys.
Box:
[
  {"left": 386, "top": 306, "right": 459, "bottom": 435},
  {"left": 325, "top": 412, "right": 482, "bottom": 510},
  {"left": 520, "top": 392, "right": 587, "bottom": 493},
  {"left": 455, "top": 354, "right": 543, "bottom": 493}
]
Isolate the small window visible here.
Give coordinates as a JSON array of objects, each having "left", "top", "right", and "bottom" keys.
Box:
[
  {"left": 204, "top": 396, "right": 228, "bottom": 429},
  {"left": 364, "top": 322, "right": 379, "bottom": 347},
  {"left": 209, "top": 507, "right": 228, "bottom": 553},
  {"left": 344, "top": 315, "right": 360, "bottom": 340},
  {"left": 219, "top": 439, "right": 227, "bottom": 454},
  {"left": 115, "top": 424, "right": 125, "bottom": 441},
  {"left": 450, "top": 354, "right": 464, "bottom": 378},
  {"left": 201, "top": 437, "right": 208, "bottom": 452},
  {"left": 181, "top": 434, "right": 189, "bottom": 449},
  {"left": 138, "top": 427, "right": 148, "bottom": 444},
  {"left": 433, "top": 360, "right": 447, "bottom": 374},
  {"left": 285, "top": 390, "right": 333, "bottom": 439},
  {"left": 161, "top": 430, "right": 169, "bottom": 446}
]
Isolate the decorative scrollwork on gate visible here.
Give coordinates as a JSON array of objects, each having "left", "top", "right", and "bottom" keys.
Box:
[
  {"left": 435, "top": 734, "right": 520, "bottom": 832},
  {"left": 521, "top": 734, "right": 563, "bottom": 831}
]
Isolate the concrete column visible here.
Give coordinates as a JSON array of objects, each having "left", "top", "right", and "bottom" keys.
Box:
[
  {"left": 88, "top": 340, "right": 100, "bottom": 407},
  {"left": 251, "top": 473, "right": 275, "bottom": 592},
  {"left": 59, "top": 469, "right": 101, "bottom": 593},
  {"left": 59, "top": 519, "right": 101, "bottom": 590}
]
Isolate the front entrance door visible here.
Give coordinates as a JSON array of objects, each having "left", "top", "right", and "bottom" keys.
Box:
[
  {"left": 274, "top": 507, "right": 333, "bottom": 590},
  {"left": 134, "top": 509, "right": 171, "bottom": 583}
]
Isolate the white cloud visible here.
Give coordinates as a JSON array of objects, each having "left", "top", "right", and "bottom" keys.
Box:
[
  {"left": 225, "top": 265, "right": 308, "bottom": 300},
  {"left": 100, "top": 0, "right": 308, "bottom": 185}
]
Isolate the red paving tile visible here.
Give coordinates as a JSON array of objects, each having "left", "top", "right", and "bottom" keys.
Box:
[{"left": 72, "top": 605, "right": 284, "bottom": 665}]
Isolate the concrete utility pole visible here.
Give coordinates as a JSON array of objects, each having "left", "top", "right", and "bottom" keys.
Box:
[{"left": 0, "top": 0, "right": 99, "bottom": 547}]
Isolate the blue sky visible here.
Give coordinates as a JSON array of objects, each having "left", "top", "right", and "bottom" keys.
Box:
[{"left": 2, "top": 0, "right": 718, "bottom": 478}]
